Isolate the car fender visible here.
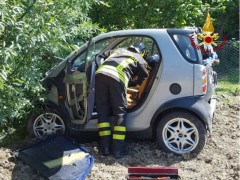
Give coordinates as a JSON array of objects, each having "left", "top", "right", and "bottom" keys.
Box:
[{"left": 151, "top": 96, "right": 212, "bottom": 133}]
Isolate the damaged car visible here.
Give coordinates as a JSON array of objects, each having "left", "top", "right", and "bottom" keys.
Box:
[{"left": 28, "top": 28, "right": 218, "bottom": 155}]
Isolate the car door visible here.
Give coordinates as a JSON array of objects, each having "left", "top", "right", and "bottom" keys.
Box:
[
  {"left": 64, "top": 38, "right": 115, "bottom": 128},
  {"left": 63, "top": 39, "right": 95, "bottom": 128}
]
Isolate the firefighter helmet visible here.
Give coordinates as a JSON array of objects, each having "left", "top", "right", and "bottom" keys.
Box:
[
  {"left": 147, "top": 54, "right": 160, "bottom": 69},
  {"left": 133, "top": 42, "right": 147, "bottom": 58}
]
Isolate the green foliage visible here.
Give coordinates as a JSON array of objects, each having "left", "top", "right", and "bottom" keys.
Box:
[
  {"left": 0, "top": 0, "right": 105, "bottom": 133},
  {"left": 89, "top": 0, "right": 204, "bottom": 29},
  {"left": 89, "top": 0, "right": 238, "bottom": 39},
  {"left": 203, "top": 0, "right": 239, "bottom": 39}
]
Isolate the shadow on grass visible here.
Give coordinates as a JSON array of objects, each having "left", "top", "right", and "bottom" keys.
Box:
[
  {"left": 218, "top": 70, "right": 239, "bottom": 84},
  {"left": 216, "top": 70, "right": 239, "bottom": 95},
  {"left": 0, "top": 124, "right": 30, "bottom": 150}
]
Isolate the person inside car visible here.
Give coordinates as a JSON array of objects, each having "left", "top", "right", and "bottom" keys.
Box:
[{"left": 95, "top": 42, "right": 149, "bottom": 158}]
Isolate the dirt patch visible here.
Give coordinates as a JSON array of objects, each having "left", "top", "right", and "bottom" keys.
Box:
[{"left": 0, "top": 95, "right": 239, "bottom": 180}]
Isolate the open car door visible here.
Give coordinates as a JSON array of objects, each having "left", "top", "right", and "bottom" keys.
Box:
[
  {"left": 63, "top": 39, "right": 96, "bottom": 128},
  {"left": 64, "top": 37, "right": 119, "bottom": 129}
]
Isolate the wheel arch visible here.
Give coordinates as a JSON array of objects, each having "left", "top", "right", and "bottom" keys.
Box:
[
  {"left": 151, "top": 96, "right": 211, "bottom": 138},
  {"left": 32, "top": 100, "right": 60, "bottom": 114},
  {"left": 45, "top": 101, "right": 61, "bottom": 112}
]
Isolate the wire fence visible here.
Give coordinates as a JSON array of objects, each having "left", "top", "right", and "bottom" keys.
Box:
[{"left": 213, "top": 41, "right": 239, "bottom": 82}]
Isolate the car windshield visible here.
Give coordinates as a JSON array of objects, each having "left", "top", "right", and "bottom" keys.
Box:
[{"left": 85, "top": 38, "right": 116, "bottom": 65}]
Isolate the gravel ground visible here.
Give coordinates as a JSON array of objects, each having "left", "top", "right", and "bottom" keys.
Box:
[{"left": 0, "top": 95, "right": 239, "bottom": 180}]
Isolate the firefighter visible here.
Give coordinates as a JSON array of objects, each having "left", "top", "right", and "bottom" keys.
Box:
[{"left": 95, "top": 42, "right": 149, "bottom": 158}]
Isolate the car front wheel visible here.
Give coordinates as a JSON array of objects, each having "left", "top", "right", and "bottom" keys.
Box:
[
  {"left": 156, "top": 111, "right": 207, "bottom": 155},
  {"left": 28, "top": 110, "right": 66, "bottom": 139}
]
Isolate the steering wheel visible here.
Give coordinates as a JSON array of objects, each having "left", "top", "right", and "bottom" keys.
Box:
[{"left": 95, "top": 53, "right": 105, "bottom": 68}]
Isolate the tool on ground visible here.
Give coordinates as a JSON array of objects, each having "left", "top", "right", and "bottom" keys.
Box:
[{"left": 127, "top": 167, "right": 180, "bottom": 180}]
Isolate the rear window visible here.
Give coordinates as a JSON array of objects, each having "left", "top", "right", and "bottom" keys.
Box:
[{"left": 168, "top": 30, "right": 202, "bottom": 64}]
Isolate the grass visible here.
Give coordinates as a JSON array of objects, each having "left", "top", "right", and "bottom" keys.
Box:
[{"left": 216, "top": 71, "right": 239, "bottom": 96}]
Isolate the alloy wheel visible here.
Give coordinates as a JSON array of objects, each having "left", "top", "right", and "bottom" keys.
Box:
[
  {"left": 33, "top": 113, "right": 65, "bottom": 139},
  {"left": 162, "top": 118, "right": 199, "bottom": 154}
]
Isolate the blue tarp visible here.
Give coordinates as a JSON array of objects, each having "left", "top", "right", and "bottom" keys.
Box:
[{"left": 13, "top": 136, "right": 94, "bottom": 180}]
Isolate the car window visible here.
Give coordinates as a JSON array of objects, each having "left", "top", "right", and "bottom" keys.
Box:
[
  {"left": 116, "top": 37, "right": 158, "bottom": 56},
  {"left": 172, "top": 34, "right": 198, "bottom": 62},
  {"left": 72, "top": 52, "right": 86, "bottom": 71}
]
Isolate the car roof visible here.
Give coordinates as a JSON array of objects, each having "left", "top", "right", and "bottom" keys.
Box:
[
  {"left": 92, "top": 29, "right": 194, "bottom": 42},
  {"left": 93, "top": 29, "right": 166, "bottom": 42}
]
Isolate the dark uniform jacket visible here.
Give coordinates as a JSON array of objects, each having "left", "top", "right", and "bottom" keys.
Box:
[{"left": 96, "top": 48, "right": 148, "bottom": 88}]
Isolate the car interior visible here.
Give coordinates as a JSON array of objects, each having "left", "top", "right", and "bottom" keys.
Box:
[
  {"left": 100, "top": 36, "right": 161, "bottom": 110},
  {"left": 69, "top": 36, "right": 161, "bottom": 121}
]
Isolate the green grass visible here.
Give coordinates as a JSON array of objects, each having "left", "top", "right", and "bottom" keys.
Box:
[{"left": 216, "top": 71, "right": 239, "bottom": 95}]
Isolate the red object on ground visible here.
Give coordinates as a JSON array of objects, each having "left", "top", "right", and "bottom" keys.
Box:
[{"left": 127, "top": 167, "right": 179, "bottom": 180}]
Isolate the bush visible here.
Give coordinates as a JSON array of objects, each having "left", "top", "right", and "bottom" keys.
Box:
[{"left": 0, "top": 0, "right": 105, "bottom": 133}]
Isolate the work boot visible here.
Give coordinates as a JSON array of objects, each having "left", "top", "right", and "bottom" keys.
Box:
[
  {"left": 99, "top": 134, "right": 111, "bottom": 156},
  {"left": 113, "top": 143, "right": 129, "bottom": 159},
  {"left": 113, "top": 149, "right": 128, "bottom": 159},
  {"left": 101, "top": 147, "right": 110, "bottom": 156}
]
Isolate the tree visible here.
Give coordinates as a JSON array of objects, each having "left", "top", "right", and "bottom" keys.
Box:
[
  {"left": 0, "top": 0, "right": 104, "bottom": 131},
  {"left": 89, "top": 0, "right": 239, "bottom": 40},
  {"left": 202, "top": 0, "right": 239, "bottom": 40}
]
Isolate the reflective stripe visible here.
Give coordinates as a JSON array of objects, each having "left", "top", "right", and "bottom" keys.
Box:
[
  {"left": 129, "top": 57, "right": 138, "bottom": 63},
  {"left": 97, "top": 65, "right": 120, "bottom": 79},
  {"left": 127, "top": 58, "right": 135, "bottom": 64},
  {"left": 116, "top": 68, "right": 125, "bottom": 78},
  {"left": 43, "top": 152, "right": 88, "bottom": 169},
  {"left": 120, "top": 61, "right": 130, "bottom": 68},
  {"left": 98, "top": 122, "right": 110, "bottom": 128},
  {"left": 113, "top": 134, "right": 125, "bottom": 140},
  {"left": 99, "top": 130, "right": 111, "bottom": 136},
  {"left": 117, "top": 64, "right": 124, "bottom": 71},
  {"left": 115, "top": 63, "right": 128, "bottom": 87},
  {"left": 96, "top": 65, "right": 129, "bottom": 87},
  {"left": 114, "top": 126, "right": 126, "bottom": 132},
  {"left": 118, "top": 71, "right": 125, "bottom": 80},
  {"left": 141, "top": 50, "right": 146, "bottom": 57},
  {"left": 118, "top": 59, "right": 134, "bottom": 69},
  {"left": 118, "top": 73, "right": 126, "bottom": 85}
]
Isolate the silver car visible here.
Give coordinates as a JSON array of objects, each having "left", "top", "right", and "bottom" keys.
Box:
[{"left": 28, "top": 29, "right": 217, "bottom": 155}]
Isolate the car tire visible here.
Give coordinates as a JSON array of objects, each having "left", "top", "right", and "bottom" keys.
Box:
[
  {"left": 28, "top": 109, "right": 67, "bottom": 140},
  {"left": 156, "top": 111, "right": 207, "bottom": 155}
]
